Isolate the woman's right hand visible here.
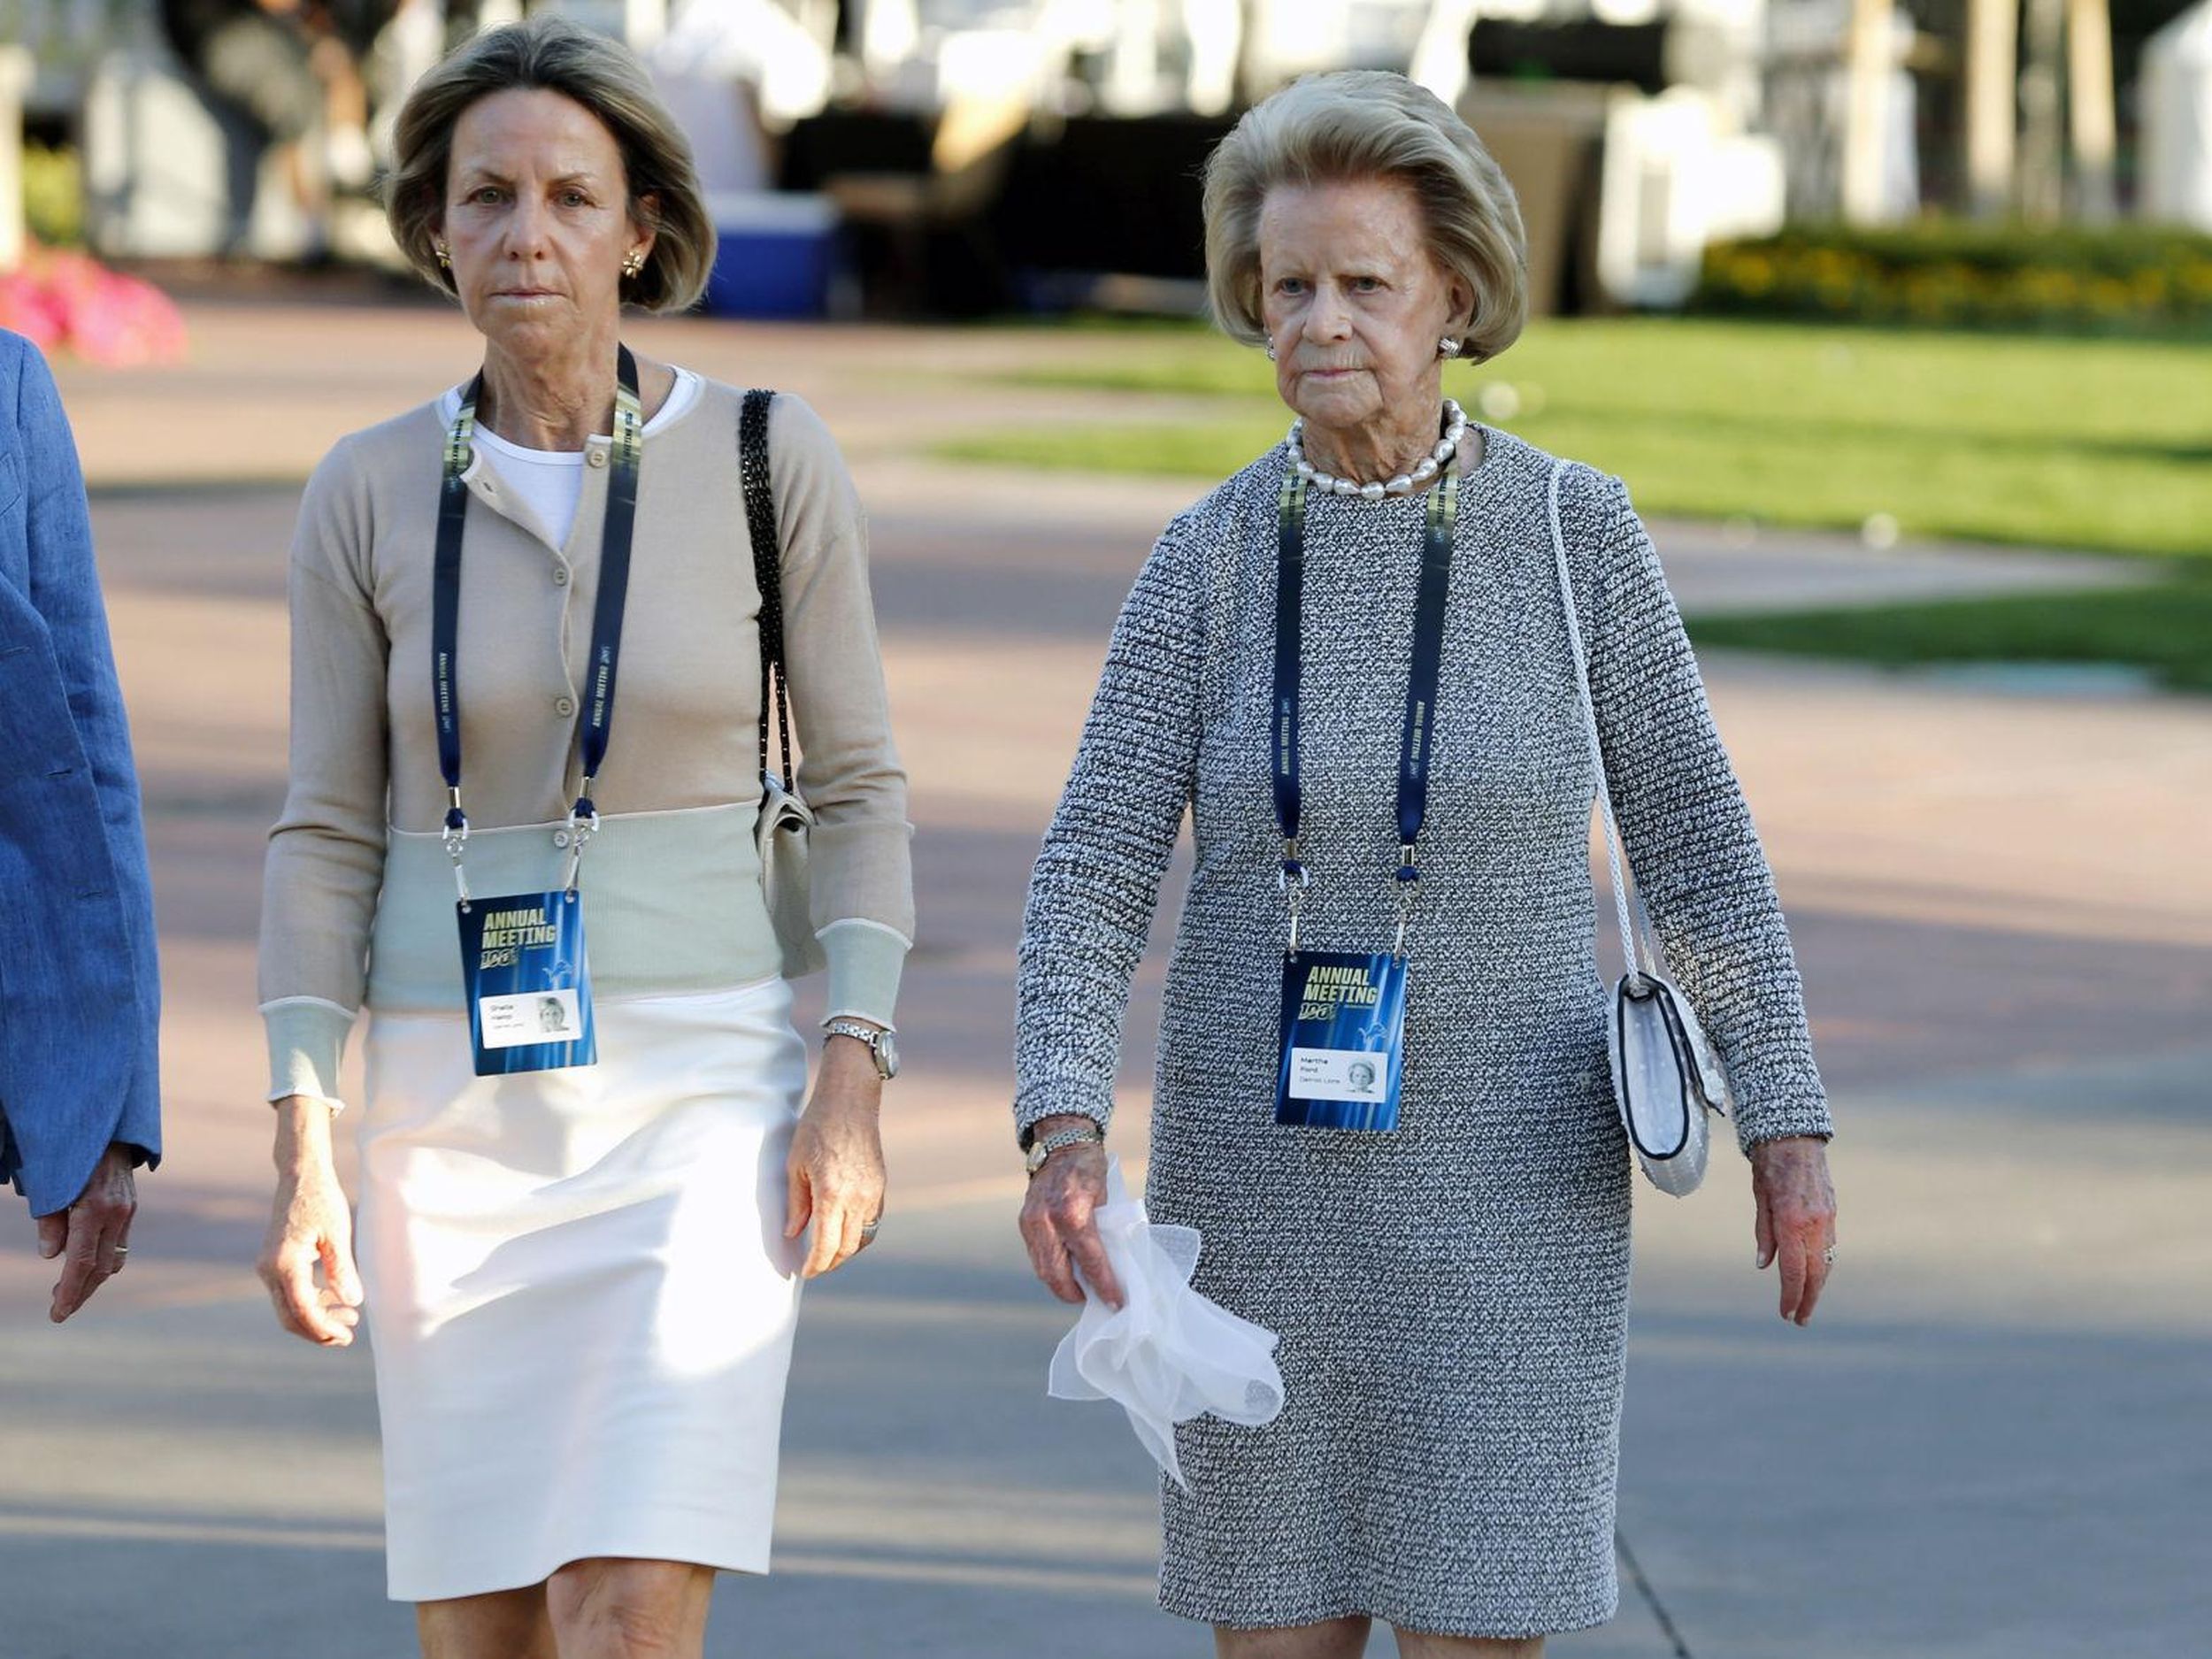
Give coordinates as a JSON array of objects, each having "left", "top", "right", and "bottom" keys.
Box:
[
  {"left": 1017, "top": 1116, "right": 1123, "bottom": 1309},
  {"left": 256, "top": 1098, "right": 365, "bottom": 1347}
]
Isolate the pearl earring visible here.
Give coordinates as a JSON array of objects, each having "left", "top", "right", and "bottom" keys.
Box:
[
  {"left": 623, "top": 250, "right": 646, "bottom": 279},
  {"left": 434, "top": 243, "right": 450, "bottom": 269},
  {"left": 1439, "top": 336, "right": 1462, "bottom": 358},
  {"left": 1264, "top": 341, "right": 1279, "bottom": 362}
]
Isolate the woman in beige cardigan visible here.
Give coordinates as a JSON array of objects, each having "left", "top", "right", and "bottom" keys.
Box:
[{"left": 252, "top": 19, "right": 912, "bottom": 1656}]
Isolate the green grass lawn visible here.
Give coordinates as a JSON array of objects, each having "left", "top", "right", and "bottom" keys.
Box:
[
  {"left": 937, "top": 317, "right": 2211, "bottom": 561},
  {"left": 1686, "top": 576, "right": 2212, "bottom": 694}
]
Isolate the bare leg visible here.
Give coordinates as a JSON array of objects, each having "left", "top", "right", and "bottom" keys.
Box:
[
  {"left": 416, "top": 1586, "right": 557, "bottom": 1659},
  {"left": 1394, "top": 1631, "right": 1544, "bottom": 1659},
  {"left": 546, "top": 1557, "right": 717, "bottom": 1659},
  {"left": 1217, "top": 1617, "right": 1373, "bottom": 1659}
]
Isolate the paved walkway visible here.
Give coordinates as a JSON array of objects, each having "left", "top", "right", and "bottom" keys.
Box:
[
  {"left": 56, "top": 289, "right": 2146, "bottom": 613},
  {"left": 3, "top": 297, "right": 2207, "bottom": 1656}
]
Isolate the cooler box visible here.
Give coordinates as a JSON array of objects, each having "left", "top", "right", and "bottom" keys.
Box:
[{"left": 702, "top": 192, "right": 840, "bottom": 319}]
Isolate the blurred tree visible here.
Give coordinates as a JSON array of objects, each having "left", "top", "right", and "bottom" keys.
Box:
[
  {"left": 1964, "top": 0, "right": 2018, "bottom": 214},
  {"left": 1978, "top": 0, "right": 2122, "bottom": 219},
  {"left": 1844, "top": 0, "right": 1899, "bottom": 220},
  {"left": 2068, "top": 0, "right": 2118, "bottom": 219},
  {"left": 2021, "top": 0, "right": 2067, "bottom": 218}
]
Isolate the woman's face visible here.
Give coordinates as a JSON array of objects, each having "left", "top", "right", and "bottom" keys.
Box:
[
  {"left": 440, "top": 88, "right": 652, "bottom": 357},
  {"left": 1257, "top": 176, "right": 1471, "bottom": 439}
]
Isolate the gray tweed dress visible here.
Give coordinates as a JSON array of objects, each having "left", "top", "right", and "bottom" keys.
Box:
[{"left": 1014, "top": 426, "right": 1831, "bottom": 1639}]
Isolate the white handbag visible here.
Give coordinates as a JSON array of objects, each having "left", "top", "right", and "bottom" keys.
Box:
[
  {"left": 1546, "top": 460, "right": 1734, "bottom": 1196},
  {"left": 741, "top": 389, "right": 826, "bottom": 980}
]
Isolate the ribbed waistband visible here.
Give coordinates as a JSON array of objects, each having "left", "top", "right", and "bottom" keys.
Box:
[{"left": 369, "top": 803, "right": 779, "bottom": 1014}]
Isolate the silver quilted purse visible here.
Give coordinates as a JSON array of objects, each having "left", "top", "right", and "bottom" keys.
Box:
[{"left": 1546, "top": 460, "right": 1734, "bottom": 1196}]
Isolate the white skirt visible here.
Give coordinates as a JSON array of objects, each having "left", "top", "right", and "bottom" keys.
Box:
[{"left": 358, "top": 979, "right": 809, "bottom": 1602}]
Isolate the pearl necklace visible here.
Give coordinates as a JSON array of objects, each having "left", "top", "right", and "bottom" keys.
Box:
[{"left": 1285, "top": 399, "right": 1469, "bottom": 499}]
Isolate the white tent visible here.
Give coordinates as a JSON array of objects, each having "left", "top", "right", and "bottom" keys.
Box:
[{"left": 2141, "top": 0, "right": 2212, "bottom": 228}]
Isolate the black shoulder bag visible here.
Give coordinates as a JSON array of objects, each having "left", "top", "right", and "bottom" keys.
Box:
[{"left": 740, "top": 388, "right": 825, "bottom": 979}]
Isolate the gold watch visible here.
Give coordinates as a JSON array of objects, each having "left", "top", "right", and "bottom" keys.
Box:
[{"left": 1025, "top": 1124, "right": 1103, "bottom": 1177}]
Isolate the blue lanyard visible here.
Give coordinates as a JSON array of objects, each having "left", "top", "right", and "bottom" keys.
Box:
[
  {"left": 1272, "top": 466, "right": 1458, "bottom": 954},
  {"left": 434, "top": 346, "right": 644, "bottom": 895}
]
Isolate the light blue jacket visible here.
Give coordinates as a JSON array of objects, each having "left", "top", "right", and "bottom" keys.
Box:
[{"left": 0, "top": 330, "right": 161, "bottom": 1216}]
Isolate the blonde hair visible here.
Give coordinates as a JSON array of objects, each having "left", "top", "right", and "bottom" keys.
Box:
[
  {"left": 386, "top": 15, "right": 714, "bottom": 313},
  {"left": 1202, "top": 71, "right": 1528, "bottom": 364}
]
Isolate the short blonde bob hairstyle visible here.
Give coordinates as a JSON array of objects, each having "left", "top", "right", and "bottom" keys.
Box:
[
  {"left": 386, "top": 15, "right": 715, "bottom": 314},
  {"left": 1202, "top": 71, "right": 1528, "bottom": 364}
]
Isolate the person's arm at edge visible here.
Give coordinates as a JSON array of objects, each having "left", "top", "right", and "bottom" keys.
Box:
[{"left": 16, "top": 338, "right": 161, "bottom": 1174}]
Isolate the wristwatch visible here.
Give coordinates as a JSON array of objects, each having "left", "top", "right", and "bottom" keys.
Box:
[
  {"left": 823, "top": 1018, "right": 899, "bottom": 1080},
  {"left": 1025, "top": 1123, "right": 1104, "bottom": 1177}
]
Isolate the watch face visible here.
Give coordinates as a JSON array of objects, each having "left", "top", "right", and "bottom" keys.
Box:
[{"left": 877, "top": 1033, "right": 900, "bottom": 1079}]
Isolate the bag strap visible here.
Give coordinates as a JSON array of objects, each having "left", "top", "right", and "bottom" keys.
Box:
[
  {"left": 1546, "top": 458, "right": 1658, "bottom": 988},
  {"left": 739, "top": 388, "right": 795, "bottom": 788}
]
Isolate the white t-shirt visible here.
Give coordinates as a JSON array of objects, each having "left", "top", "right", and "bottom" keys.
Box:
[{"left": 436, "top": 367, "right": 703, "bottom": 548}]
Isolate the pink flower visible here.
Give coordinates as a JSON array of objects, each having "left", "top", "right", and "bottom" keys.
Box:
[
  {"left": 5, "top": 242, "right": 189, "bottom": 366},
  {"left": 65, "top": 269, "right": 189, "bottom": 367},
  {"left": 0, "top": 272, "right": 67, "bottom": 350}
]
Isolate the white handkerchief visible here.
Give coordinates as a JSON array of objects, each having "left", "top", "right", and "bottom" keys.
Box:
[{"left": 1047, "top": 1156, "right": 1286, "bottom": 1487}]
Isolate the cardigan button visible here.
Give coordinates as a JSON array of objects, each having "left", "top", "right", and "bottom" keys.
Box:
[
  {"left": 553, "top": 828, "right": 572, "bottom": 849},
  {"left": 587, "top": 449, "right": 608, "bottom": 469},
  {"left": 551, "top": 565, "right": 569, "bottom": 586},
  {"left": 554, "top": 695, "right": 575, "bottom": 718}
]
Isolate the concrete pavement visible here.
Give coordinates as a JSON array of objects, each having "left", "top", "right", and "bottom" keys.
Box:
[
  {"left": 1, "top": 296, "right": 2206, "bottom": 1656},
  {"left": 52, "top": 289, "right": 2148, "bottom": 613}
]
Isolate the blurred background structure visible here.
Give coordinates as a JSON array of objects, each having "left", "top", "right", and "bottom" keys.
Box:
[{"left": 3, "top": 0, "right": 2210, "bottom": 317}]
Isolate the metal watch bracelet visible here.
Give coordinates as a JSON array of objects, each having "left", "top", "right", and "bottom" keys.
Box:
[{"left": 823, "top": 1018, "right": 899, "bottom": 1080}]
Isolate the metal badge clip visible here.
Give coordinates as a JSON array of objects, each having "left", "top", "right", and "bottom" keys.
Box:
[
  {"left": 1279, "top": 839, "right": 1310, "bottom": 958},
  {"left": 443, "top": 787, "right": 472, "bottom": 909},
  {"left": 564, "top": 778, "right": 602, "bottom": 893},
  {"left": 1392, "top": 843, "right": 1420, "bottom": 958}
]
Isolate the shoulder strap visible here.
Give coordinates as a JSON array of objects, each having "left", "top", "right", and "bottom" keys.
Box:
[
  {"left": 739, "top": 388, "right": 795, "bottom": 787},
  {"left": 1547, "top": 458, "right": 1658, "bottom": 987}
]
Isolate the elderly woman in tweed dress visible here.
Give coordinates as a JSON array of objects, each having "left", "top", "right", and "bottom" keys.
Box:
[{"left": 1014, "top": 71, "right": 1837, "bottom": 1657}]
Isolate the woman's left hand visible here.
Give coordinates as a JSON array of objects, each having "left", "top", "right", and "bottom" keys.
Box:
[
  {"left": 785, "top": 1040, "right": 887, "bottom": 1279},
  {"left": 1749, "top": 1135, "right": 1837, "bottom": 1325}
]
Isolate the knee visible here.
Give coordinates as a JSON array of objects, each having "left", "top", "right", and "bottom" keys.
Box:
[
  {"left": 602, "top": 1600, "right": 687, "bottom": 1656},
  {"left": 545, "top": 1565, "right": 692, "bottom": 1658}
]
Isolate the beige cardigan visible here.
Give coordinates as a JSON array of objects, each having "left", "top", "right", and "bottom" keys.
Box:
[{"left": 258, "top": 375, "right": 913, "bottom": 1105}]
